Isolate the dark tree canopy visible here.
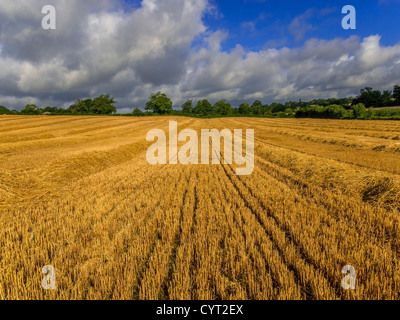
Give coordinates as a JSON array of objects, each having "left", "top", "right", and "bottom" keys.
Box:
[
  {"left": 69, "top": 99, "right": 90, "bottom": 114},
  {"left": 3, "top": 84, "right": 400, "bottom": 119},
  {"left": 351, "top": 103, "right": 368, "bottom": 119},
  {"left": 69, "top": 94, "right": 117, "bottom": 114},
  {"left": 271, "top": 103, "right": 285, "bottom": 113},
  {"left": 132, "top": 107, "right": 145, "bottom": 116},
  {"left": 251, "top": 100, "right": 263, "bottom": 115},
  {"left": 92, "top": 94, "right": 117, "bottom": 114},
  {"left": 0, "top": 105, "right": 11, "bottom": 114},
  {"left": 145, "top": 92, "right": 173, "bottom": 115},
  {"left": 181, "top": 100, "right": 193, "bottom": 114},
  {"left": 295, "top": 105, "right": 349, "bottom": 119},
  {"left": 21, "top": 104, "right": 39, "bottom": 115},
  {"left": 239, "top": 103, "right": 251, "bottom": 115},
  {"left": 353, "top": 87, "right": 392, "bottom": 108},
  {"left": 394, "top": 85, "right": 400, "bottom": 105},
  {"left": 193, "top": 99, "right": 212, "bottom": 116},
  {"left": 213, "top": 99, "right": 232, "bottom": 115}
]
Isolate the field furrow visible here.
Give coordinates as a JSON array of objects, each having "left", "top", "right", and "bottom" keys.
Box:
[{"left": 1, "top": 116, "right": 400, "bottom": 300}]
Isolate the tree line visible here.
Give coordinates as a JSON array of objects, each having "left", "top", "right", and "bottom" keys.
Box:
[
  {"left": 0, "top": 94, "right": 117, "bottom": 116},
  {"left": 139, "top": 85, "right": 400, "bottom": 119},
  {"left": 1, "top": 85, "right": 400, "bottom": 119},
  {"left": 295, "top": 85, "right": 400, "bottom": 119},
  {"left": 137, "top": 92, "right": 355, "bottom": 118}
]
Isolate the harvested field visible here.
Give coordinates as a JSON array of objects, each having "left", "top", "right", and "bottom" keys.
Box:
[{"left": 1, "top": 115, "right": 400, "bottom": 300}]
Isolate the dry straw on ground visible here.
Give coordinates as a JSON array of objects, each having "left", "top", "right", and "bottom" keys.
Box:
[{"left": 1, "top": 116, "right": 400, "bottom": 300}]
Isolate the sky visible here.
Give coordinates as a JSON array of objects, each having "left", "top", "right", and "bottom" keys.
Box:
[{"left": 0, "top": 0, "right": 399, "bottom": 112}]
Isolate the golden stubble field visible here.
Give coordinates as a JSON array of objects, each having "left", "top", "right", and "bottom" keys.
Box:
[{"left": 1, "top": 115, "right": 400, "bottom": 300}]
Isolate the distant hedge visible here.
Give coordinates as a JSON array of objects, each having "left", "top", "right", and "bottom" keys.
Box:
[
  {"left": 0, "top": 105, "right": 12, "bottom": 114},
  {"left": 295, "top": 105, "right": 350, "bottom": 119}
]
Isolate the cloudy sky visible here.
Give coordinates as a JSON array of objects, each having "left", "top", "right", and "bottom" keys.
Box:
[{"left": 0, "top": 0, "right": 400, "bottom": 112}]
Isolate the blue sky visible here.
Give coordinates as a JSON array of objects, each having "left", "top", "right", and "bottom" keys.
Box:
[
  {"left": 0, "top": 0, "right": 400, "bottom": 111},
  {"left": 202, "top": 0, "right": 400, "bottom": 51}
]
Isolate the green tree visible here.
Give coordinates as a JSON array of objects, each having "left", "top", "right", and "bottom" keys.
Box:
[
  {"left": 0, "top": 106, "right": 11, "bottom": 114},
  {"left": 69, "top": 99, "right": 90, "bottom": 114},
  {"left": 394, "top": 85, "right": 400, "bottom": 105},
  {"left": 251, "top": 100, "right": 263, "bottom": 115},
  {"left": 145, "top": 92, "right": 173, "bottom": 115},
  {"left": 238, "top": 103, "right": 251, "bottom": 115},
  {"left": 213, "top": 99, "right": 232, "bottom": 115},
  {"left": 181, "top": 100, "right": 193, "bottom": 114},
  {"left": 21, "top": 104, "right": 39, "bottom": 115},
  {"left": 295, "top": 105, "right": 348, "bottom": 119},
  {"left": 382, "top": 90, "right": 394, "bottom": 107},
  {"left": 132, "top": 108, "right": 145, "bottom": 116},
  {"left": 353, "top": 87, "right": 387, "bottom": 108},
  {"left": 84, "top": 99, "right": 94, "bottom": 110},
  {"left": 43, "top": 106, "right": 59, "bottom": 113},
  {"left": 351, "top": 103, "right": 367, "bottom": 119},
  {"left": 193, "top": 99, "right": 212, "bottom": 116},
  {"left": 323, "top": 105, "right": 348, "bottom": 119},
  {"left": 285, "top": 108, "right": 294, "bottom": 116},
  {"left": 366, "top": 107, "right": 374, "bottom": 119},
  {"left": 284, "top": 101, "right": 297, "bottom": 109},
  {"left": 92, "top": 94, "right": 117, "bottom": 114},
  {"left": 271, "top": 103, "right": 285, "bottom": 113}
]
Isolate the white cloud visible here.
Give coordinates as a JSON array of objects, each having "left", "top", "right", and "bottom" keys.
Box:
[
  {"left": 180, "top": 34, "right": 400, "bottom": 104},
  {"left": 0, "top": 0, "right": 399, "bottom": 111}
]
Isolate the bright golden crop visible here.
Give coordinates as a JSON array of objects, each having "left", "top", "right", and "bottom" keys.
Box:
[{"left": 1, "top": 115, "right": 400, "bottom": 300}]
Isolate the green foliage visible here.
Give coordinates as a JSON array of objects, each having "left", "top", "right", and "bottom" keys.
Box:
[
  {"left": 84, "top": 99, "right": 94, "bottom": 110},
  {"left": 92, "top": 94, "right": 117, "bottom": 114},
  {"left": 353, "top": 87, "right": 392, "bottom": 108},
  {"left": 285, "top": 108, "right": 294, "bottom": 115},
  {"left": 239, "top": 103, "right": 251, "bottom": 115},
  {"left": 145, "top": 92, "right": 173, "bottom": 115},
  {"left": 306, "top": 97, "right": 353, "bottom": 107},
  {"left": 295, "top": 105, "right": 349, "bottom": 119},
  {"left": 9, "top": 84, "right": 400, "bottom": 119},
  {"left": 69, "top": 95, "right": 116, "bottom": 114},
  {"left": 43, "top": 106, "right": 60, "bottom": 114},
  {"left": 295, "top": 103, "right": 400, "bottom": 120},
  {"left": 132, "top": 108, "right": 145, "bottom": 116},
  {"left": 251, "top": 100, "right": 263, "bottom": 115},
  {"left": 372, "top": 108, "right": 400, "bottom": 119},
  {"left": 193, "top": 99, "right": 212, "bottom": 116},
  {"left": 0, "top": 105, "right": 12, "bottom": 114},
  {"left": 271, "top": 103, "right": 285, "bottom": 113},
  {"left": 181, "top": 100, "right": 193, "bottom": 114},
  {"left": 324, "top": 105, "right": 349, "bottom": 119},
  {"left": 21, "top": 104, "right": 39, "bottom": 115},
  {"left": 351, "top": 103, "right": 367, "bottom": 119},
  {"left": 213, "top": 99, "right": 232, "bottom": 115},
  {"left": 382, "top": 90, "right": 394, "bottom": 106},
  {"left": 394, "top": 85, "right": 400, "bottom": 105},
  {"left": 69, "top": 99, "right": 90, "bottom": 114}
]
